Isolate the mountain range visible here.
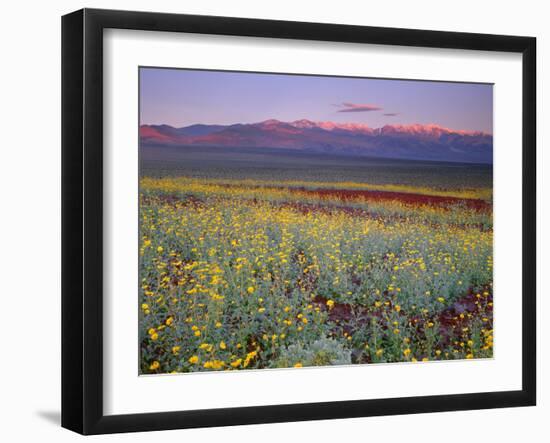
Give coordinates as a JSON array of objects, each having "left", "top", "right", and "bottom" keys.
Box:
[{"left": 140, "top": 119, "right": 493, "bottom": 164}]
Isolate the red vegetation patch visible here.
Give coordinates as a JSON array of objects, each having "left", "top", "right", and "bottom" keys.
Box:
[
  {"left": 313, "top": 286, "right": 493, "bottom": 350},
  {"left": 434, "top": 286, "right": 493, "bottom": 345},
  {"left": 294, "top": 187, "right": 491, "bottom": 211}
]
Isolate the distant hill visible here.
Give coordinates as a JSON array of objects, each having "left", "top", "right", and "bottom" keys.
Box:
[{"left": 140, "top": 119, "right": 493, "bottom": 164}]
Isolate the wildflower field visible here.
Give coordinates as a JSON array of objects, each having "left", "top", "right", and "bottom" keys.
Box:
[{"left": 139, "top": 153, "right": 493, "bottom": 374}]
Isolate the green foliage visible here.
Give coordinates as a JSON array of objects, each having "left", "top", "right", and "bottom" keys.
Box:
[{"left": 274, "top": 337, "right": 352, "bottom": 368}]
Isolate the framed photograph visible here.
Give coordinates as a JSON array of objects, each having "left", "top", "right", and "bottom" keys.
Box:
[{"left": 62, "top": 8, "right": 536, "bottom": 434}]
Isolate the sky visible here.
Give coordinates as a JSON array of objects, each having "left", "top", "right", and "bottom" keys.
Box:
[{"left": 139, "top": 67, "right": 493, "bottom": 134}]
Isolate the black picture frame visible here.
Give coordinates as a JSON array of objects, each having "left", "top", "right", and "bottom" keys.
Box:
[{"left": 62, "top": 8, "right": 536, "bottom": 435}]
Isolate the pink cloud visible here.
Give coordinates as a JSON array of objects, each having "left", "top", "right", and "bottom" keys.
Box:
[{"left": 337, "top": 102, "right": 383, "bottom": 113}]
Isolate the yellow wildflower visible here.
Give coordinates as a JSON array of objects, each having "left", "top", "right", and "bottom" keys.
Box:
[
  {"left": 149, "top": 361, "right": 160, "bottom": 370},
  {"left": 203, "top": 360, "right": 225, "bottom": 370},
  {"left": 243, "top": 351, "right": 257, "bottom": 368}
]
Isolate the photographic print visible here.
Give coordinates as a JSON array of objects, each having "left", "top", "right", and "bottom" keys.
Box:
[{"left": 138, "top": 68, "right": 493, "bottom": 375}]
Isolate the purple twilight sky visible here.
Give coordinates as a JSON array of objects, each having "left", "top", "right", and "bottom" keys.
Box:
[{"left": 139, "top": 67, "right": 493, "bottom": 134}]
